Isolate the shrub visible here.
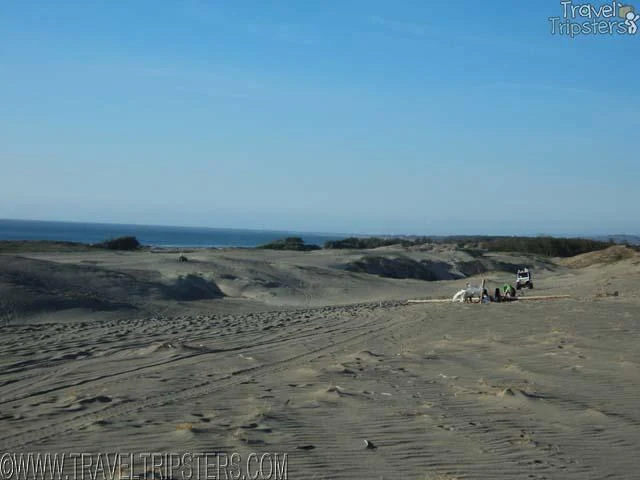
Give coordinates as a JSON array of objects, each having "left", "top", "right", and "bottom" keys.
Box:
[
  {"left": 0, "top": 240, "right": 91, "bottom": 253},
  {"left": 258, "top": 237, "right": 321, "bottom": 251},
  {"left": 93, "top": 236, "right": 141, "bottom": 251},
  {"left": 324, "top": 234, "right": 615, "bottom": 257},
  {"left": 324, "top": 237, "right": 432, "bottom": 249},
  {"left": 479, "top": 236, "right": 613, "bottom": 257}
]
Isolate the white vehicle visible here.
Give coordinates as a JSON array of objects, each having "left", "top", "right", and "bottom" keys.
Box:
[{"left": 516, "top": 268, "right": 533, "bottom": 290}]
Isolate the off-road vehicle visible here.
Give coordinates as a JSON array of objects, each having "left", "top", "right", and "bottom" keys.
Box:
[{"left": 516, "top": 268, "right": 533, "bottom": 289}]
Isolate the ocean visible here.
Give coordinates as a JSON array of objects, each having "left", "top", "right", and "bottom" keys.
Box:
[{"left": 0, "top": 219, "right": 346, "bottom": 248}]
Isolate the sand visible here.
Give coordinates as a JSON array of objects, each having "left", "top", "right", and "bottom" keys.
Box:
[{"left": 1, "top": 246, "right": 640, "bottom": 479}]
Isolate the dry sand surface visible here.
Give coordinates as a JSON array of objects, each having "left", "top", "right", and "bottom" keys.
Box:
[{"left": 1, "top": 246, "right": 640, "bottom": 479}]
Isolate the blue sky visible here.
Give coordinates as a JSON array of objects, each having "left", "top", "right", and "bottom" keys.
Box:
[{"left": 1, "top": 1, "right": 638, "bottom": 236}]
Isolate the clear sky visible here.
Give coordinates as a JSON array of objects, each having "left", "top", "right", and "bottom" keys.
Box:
[{"left": 1, "top": 1, "right": 638, "bottom": 236}]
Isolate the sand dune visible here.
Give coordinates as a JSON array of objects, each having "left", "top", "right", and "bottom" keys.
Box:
[
  {"left": 1, "top": 246, "right": 563, "bottom": 321},
  {"left": 1, "top": 246, "right": 639, "bottom": 479}
]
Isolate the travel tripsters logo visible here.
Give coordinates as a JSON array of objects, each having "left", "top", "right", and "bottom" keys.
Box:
[{"left": 549, "top": 1, "right": 638, "bottom": 36}]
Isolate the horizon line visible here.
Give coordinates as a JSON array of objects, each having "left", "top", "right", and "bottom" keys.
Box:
[{"left": 1, "top": 217, "right": 637, "bottom": 240}]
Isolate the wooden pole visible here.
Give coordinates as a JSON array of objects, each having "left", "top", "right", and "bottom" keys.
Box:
[
  {"left": 407, "top": 294, "right": 571, "bottom": 304},
  {"left": 407, "top": 299, "right": 455, "bottom": 303},
  {"left": 512, "top": 294, "right": 572, "bottom": 301}
]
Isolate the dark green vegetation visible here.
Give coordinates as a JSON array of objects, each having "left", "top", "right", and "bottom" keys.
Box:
[
  {"left": 1, "top": 235, "right": 631, "bottom": 257},
  {"left": 93, "top": 236, "right": 141, "bottom": 250},
  {"left": 324, "top": 237, "right": 432, "bottom": 249},
  {"left": 0, "top": 240, "right": 93, "bottom": 253},
  {"left": 479, "top": 236, "right": 616, "bottom": 257},
  {"left": 0, "top": 236, "right": 144, "bottom": 253},
  {"left": 258, "top": 237, "right": 321, "bottom": 251},
  {"left": 325, "top": 235, "right": 621, "bottom": 257}
]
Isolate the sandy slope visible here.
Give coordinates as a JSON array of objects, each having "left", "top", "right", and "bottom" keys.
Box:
[
  {"left": 0, "top": 246, "right": 562, "bottom": 319},
  {"left": 1, "top": 248, "right": 639, "bottom": 479}
]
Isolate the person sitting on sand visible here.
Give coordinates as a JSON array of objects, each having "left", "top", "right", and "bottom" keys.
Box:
[
  {"left": 482, "top": 288, "right": 490, "bottom": 304},
  {"left": 503, "top": 284, "right": 516, "bottom": 298},
  {"left": 494, "top": 287, "right": 502, "bottom": 302}
]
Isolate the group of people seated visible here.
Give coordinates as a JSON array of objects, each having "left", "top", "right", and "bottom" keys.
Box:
[{"left": 481, "top": 284, "right": 517, "bottom": 303}]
